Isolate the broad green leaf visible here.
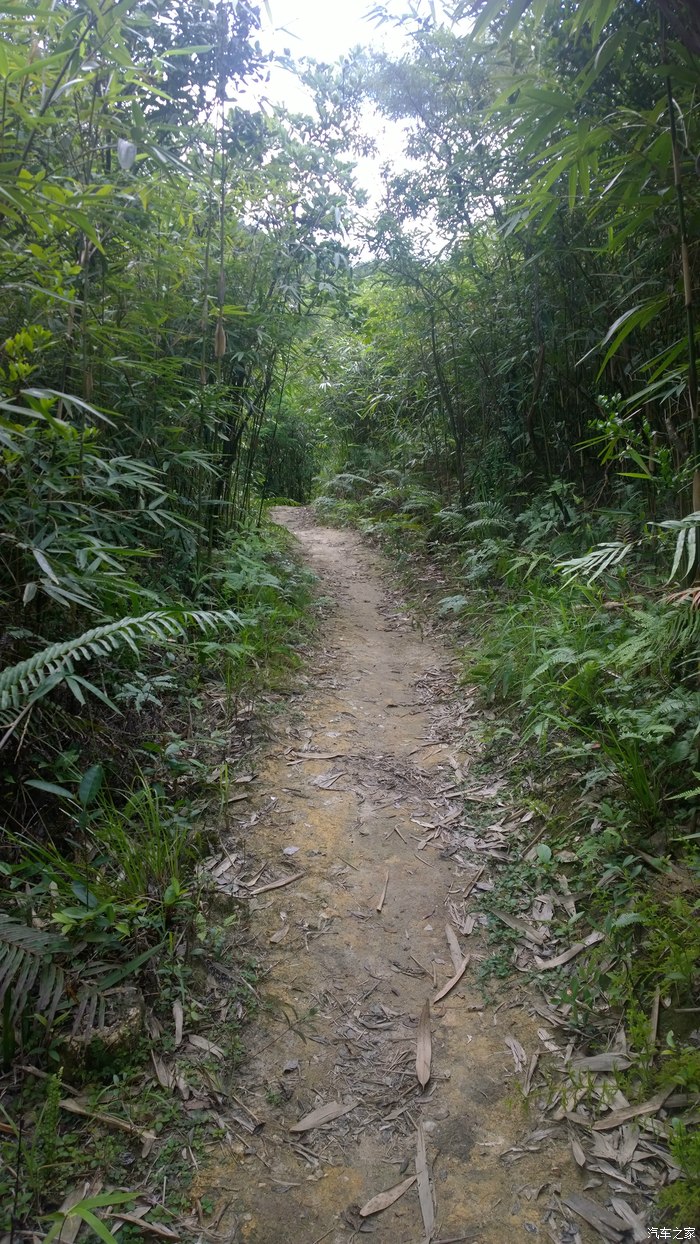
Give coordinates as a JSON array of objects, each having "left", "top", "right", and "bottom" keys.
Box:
[
  {"left": 31, "top": 547, "right": 59, "bottom": 583},
  {"left": 24, "top": 779, "right": 76, "bottom": 801},
  {"left": 74, "top": 1207, "right": 122, "bottom": 1244},
  {"left": 78, "top": 1192, "right": 137, "bottom": 1211},
  {"left": 79, "top": 763, "right": 104, "bottom": 808}
]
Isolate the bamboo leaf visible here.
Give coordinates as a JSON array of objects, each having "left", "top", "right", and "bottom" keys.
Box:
[
  {"left": 74, "top": 1206, "right": 122, "bottom": 1244},
  {"left": 289, "top": 1100, "right": 358, "bottom": 1133},
  {"left": 416, "top": 998, "right": 431, "bottom": 1088},
  {"left": 360, "top": 1175, "right": 417, "bottom": 1217}
]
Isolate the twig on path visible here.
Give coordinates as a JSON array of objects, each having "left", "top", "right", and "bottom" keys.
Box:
[
  {"left": 376, "top": 869, "right": 389, "bottom": 912},
  {"left": 409, "top": 953, "right": 431, "bottom": 976},
  {"left": 413, "top": 851, "right": 433, "bottom": 867},
  {"left": 251, "top": 871, "right": 304, "bottom": 896},
  {"left": 462, "top": 865, "right": 484, "bottom": 898},
  {"left": 308, "top": 1229, "right": 335, "bottom": 1244}
]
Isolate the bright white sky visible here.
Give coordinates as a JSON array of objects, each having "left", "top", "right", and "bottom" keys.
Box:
[
  {"left": 263, "top": 0, "right": 402, "bottom": 68},
  {"left": 253, "top": 0, "right": 413, "bottom": 207}
]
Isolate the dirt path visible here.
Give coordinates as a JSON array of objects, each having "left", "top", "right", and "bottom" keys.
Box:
[{"left": 200, "top": 509, "right": 593, "bottom": 1243}]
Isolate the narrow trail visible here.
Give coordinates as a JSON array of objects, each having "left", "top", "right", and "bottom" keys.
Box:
[{"left": 200, "top": 509, "right": 593, "bottom": 1243}]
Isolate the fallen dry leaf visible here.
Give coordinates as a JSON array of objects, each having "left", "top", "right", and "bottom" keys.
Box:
[
  {"left": 59, "top": 1099, "right": 155, "bottom": 1148},
  {"left": 444, "top": 923, "right": 463, "bottom": 973},
  {"left": 563, "top": 1193, "right": 630, "bottom": 1241},
  {"left": 415, "top": 1122, "right": 435, "bottom": 1240},
  {"left": 188, "top": 1035, "right": 225, "bottom": 1060},
  {"left": 505, "top": 1036, "right": 527, "bottom": 1072},
  {"left": 172, "top": 1000, "right": 183, "bottom": 1047},
  {"left": 433, "top": 956, "right": 470, "bottom": 1003},
  {"left": 416, "top": 999, "right": 432, "bottom": 1089},
  {"left": 491, "top": 909, "right": 548, "bottom": 946},
  {"left": 461, "top": 865, "right": 484, "bottom": 899},
  {"left": 534, "top": 930, "right": 605, "bottom": 970},
  {"left": 293, "top": 750, "right": 344, "bottom": 761},
  {"left": 251, "top": 871, "right": 304, "bottom": 896},
  {"left": 289, "top": 1099, "right": 358, "bottom": 1133},
  {"left": 522, "top": 1052, "right": 539, "bottom": 1097},
  {"left": 570, "top": 1053, "right": 632, "bottom": 1073},
  {"left": 150, "top": 1051, "right": 174, "bottom": 1090},
  {"left": 111, "top": 1213, "right": 179, "bottom": 1239},
  {"left": 359, "top": 1175, "right": 417, "bottom": 1218},
  {"left": 591, "top": 1086, "right": 673, "bottom": 1131}
]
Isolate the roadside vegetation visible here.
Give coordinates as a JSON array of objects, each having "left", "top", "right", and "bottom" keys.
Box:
[
  {"left": 0, "top": 0, "right": 333, "bottom": 1234},
  {"left": 2, "top": 0, "right": 700, "bottom": 1233}
]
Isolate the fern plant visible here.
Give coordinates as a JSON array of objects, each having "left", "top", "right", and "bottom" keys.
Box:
[
  {"left": 0, "top": 608, "right": 240, "bottom": 732},
  {"left": 0, "top": 914, "right": 69, "bottom": 1028}
]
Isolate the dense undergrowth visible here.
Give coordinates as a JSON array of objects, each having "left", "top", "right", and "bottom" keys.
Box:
[
  {"left": 0, "top": 522, "right": 318, "bottom": 1236},
  {"left": 313, "top": 468, "right": 700, "bottom": 1223}
]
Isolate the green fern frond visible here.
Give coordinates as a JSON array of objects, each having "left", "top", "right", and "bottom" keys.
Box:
[
  {"left": 611, "top": 606, "right": 700, "bottom": 673},
  {"left": 0, "top": 914, "right": 69, "bottom": 1024},
  {"left": 558, "top": 540, "right": 638, "bottom": 583},
  {"left": 0, "top": 608, "right": 240, "bottom": 716}
]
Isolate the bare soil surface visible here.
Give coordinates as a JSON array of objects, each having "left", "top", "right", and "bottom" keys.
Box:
[{"left": 198, "top": 508, "right": 596, "bottom": 1243}]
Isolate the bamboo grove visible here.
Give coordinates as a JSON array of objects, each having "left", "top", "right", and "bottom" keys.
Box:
[{"left": 0, "top": 0, "right": 356, "bottom": 782}]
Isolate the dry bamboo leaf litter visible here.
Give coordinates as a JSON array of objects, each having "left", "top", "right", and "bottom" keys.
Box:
[
  {"left": 292, "top": 750, "right": 345, "bottom": 761},
  {"left": 415, "top": 1121, "right": 435, "bottom": 1241},
  {"left": 522, "top": 1052, "right": 539, "bottom": 1097},
  {"left": 609, "top": 1198, "right": 648, "bottom": 1243},
  {"left": 534, "top": 930, "right": 605, "bottom": 969},
  {"left": 444, "top": 922, "right": 463, "bottom": 973},
  {"left": 562, "top": 1193, "right": 630, "bottom": 1241},
  {"left": 188, "top": 1035, "right": 225, "bottom": 1059},
  {"left": 416, "top": 999, "right": 432, "bottom": 1089},
  {"left": 359, "top": 1174, "right": 417, "bottom": 1217},
  {"left": 591, "top": 1086, "right": 674, "bottom": 1131},
  {"left": 505, "top": 1035, "right": 527, "bottom": 1072},
  {"left": 570, "top": 1053, "right": 632, "bottom": 1073},
  {"left": 172, "top": 999, "right": 183, "bottom": 1047},
  {"left": 289, "top": 1099, "right": 359, "bottom": 1133},
  {"left": 110, "top": 1213, "right": 179, "bottom": 1239},
  {"left": 491, "top": 909, "right": 548, "bottom": 946},
  {"left": 432, "top": 956, "right": 470, "bottom": 1003},
  {"left": 59, "top": 1099, "right": 156, "bottom": 1150},
  {"left": 250, "top": 870, "right": 304, "bottom": 896}
]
